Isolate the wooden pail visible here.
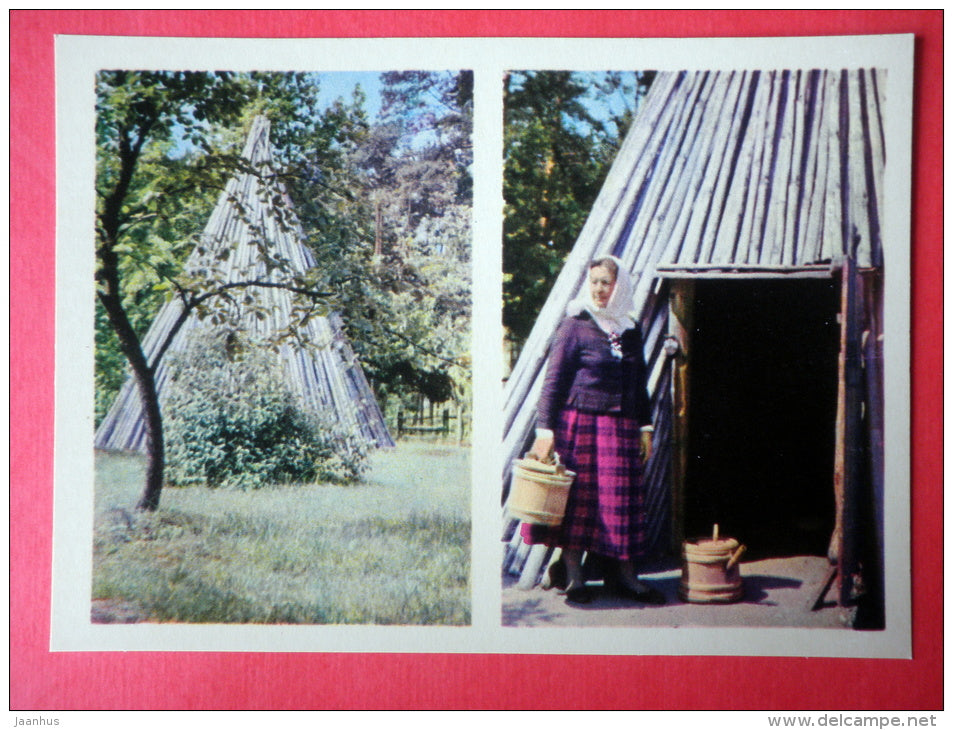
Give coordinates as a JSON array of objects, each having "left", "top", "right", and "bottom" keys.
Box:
[
  {"left": 507, "top": 453, "right": 575, "bottom": 527},
  {"left": 678, "top": 527, "right": 746, "bottom": 603}
]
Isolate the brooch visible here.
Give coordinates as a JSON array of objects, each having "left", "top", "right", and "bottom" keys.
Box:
[{"left": 607, "top": 332, "right": 623, "bottom": 359}]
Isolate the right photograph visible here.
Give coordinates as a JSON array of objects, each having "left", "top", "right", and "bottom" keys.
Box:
[{"left": 501, "top": 68, "right": 888, "bottom": 631}]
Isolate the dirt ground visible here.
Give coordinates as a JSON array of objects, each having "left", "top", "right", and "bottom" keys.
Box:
[{"left": 503, "top": 554, "right": 853, "bottom": 628}]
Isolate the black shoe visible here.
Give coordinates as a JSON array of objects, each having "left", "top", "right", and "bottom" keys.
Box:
[
  {"left": 565, "top": 585, "right": 593, "bottom": 604},
  {"left": 546, "top": 558, "right": 568, "bottom": 591}
]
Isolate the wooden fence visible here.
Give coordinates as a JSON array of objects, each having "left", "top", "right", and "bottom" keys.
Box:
[{"left": 394, "top": 404, "right": 469, "bottom": 443}]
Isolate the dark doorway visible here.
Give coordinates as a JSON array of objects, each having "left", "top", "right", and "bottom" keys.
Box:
[{"left": 684, "top": 278, "right": 841, "bottom": 558}]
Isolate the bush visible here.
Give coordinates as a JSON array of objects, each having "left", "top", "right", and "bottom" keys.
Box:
[{"left": 164, "top": 332, "right": 367, "bottom": 489}]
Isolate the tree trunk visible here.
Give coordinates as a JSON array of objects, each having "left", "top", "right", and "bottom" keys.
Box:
[
  {"left": 134, "top": 367, "right": 165, "bottom": 512},
  {"left": 98, "top": 290, "right": 166, "bottom": 511},
  {"left": 97, "top": 115, "right": 168, "bottom": 509},
  {"left": 374, "top": 198, "right": 383, "bottom": 256}
]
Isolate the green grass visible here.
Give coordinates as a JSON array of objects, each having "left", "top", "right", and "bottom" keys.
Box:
[{"left": 92, "top": 441, "right": 471, "bottom": 625}]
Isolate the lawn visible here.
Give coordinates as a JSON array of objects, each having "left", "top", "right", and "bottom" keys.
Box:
[{"left": 92, "top": 441, "right": 471, "bottom": 625}]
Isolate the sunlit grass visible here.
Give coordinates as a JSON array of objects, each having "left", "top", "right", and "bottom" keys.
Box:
[{"left": 93, "top": 442, "right": 471, "bottom": 625}]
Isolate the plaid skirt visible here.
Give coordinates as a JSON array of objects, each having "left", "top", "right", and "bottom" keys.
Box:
[{"left": 520, "top": 408, "right": 648, "bottom": 561}]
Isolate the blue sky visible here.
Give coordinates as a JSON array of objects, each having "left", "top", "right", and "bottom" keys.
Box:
[
  {"left": 314, "top": 71, "right": 384, "bottom": 119},
  {"left": 314, "top": 70, "right": 640, "bottom": 131}
]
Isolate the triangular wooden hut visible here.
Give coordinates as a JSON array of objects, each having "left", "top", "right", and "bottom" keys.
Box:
[
  {"left": 96, "top": 116, "right": 394, "bottom": 454},
  {"left": 503, "top": 69, "right": 886, "bottom": 622}
]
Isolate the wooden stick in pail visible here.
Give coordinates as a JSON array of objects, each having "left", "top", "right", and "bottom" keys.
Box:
[{"left": 725, "top": 544, "right": 747, "bottom": 571}]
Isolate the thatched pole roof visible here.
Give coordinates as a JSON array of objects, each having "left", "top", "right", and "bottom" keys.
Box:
[{"left": 96, "top": 116, "right": 394, "bottom": 453}]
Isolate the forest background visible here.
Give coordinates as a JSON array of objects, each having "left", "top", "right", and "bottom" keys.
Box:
[{"left": 502, "top": 69, "right": 655, "bottom": 367}]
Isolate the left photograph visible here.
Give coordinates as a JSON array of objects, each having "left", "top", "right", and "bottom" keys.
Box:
[{"left": 91, "top": 70, "right": 473, "bottom": 625}]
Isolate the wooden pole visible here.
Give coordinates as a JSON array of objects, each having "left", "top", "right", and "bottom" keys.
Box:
[
  {"left": 830, "top": 266, "right": 848, "bottom": 568},
  {"left": 833, "top": 250, "right": 864, "bottom": 608},
  {"left": 669, "top": 279, "right": 694, "bottom": 551},
  {"left": 863, "top": 269, "right": 886, "bottom": 624}
]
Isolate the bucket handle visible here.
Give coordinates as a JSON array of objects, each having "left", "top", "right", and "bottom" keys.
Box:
[
  {"left": 524, "top": 450, "right": 562, "bottom": 466},
  {"left": 725, "top": 544, "right": 747, "bottom": 571}
]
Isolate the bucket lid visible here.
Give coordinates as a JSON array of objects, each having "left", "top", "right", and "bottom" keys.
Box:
[{"left": 683, "top": 536, "right": 740, "bottom": 553}]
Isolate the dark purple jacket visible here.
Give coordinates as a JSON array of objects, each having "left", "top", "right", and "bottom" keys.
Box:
[{"left": 537, "top": 312, "right": 652, "bottom": 431}]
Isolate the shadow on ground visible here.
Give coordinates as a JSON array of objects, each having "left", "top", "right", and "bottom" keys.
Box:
[{"left": 503, "top": 555, "right": 849, "bottom": 629}]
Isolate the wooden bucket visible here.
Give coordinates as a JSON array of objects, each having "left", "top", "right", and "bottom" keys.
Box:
[
  {"left": 507, "top": 453, "right": 575, "bottom": 526},
  {"left": 678, "top": 525, "right": 746, "bottom": 604}
]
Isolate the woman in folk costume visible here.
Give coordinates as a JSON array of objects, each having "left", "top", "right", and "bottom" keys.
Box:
[{"left": 523, "top": 255, "right": 663, "bottom": 605}]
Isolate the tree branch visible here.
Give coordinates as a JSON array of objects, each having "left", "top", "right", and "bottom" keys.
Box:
[
  {"left": 378, "top": 324, "right": 464, "bottom": 368},
  {"left": 146, "top": 278, "right": 335, "bottom": 371},
  {"left": 191, "top": 279, "right": 335, "bottom": 307},
  {"left": 148, "top": 297, "right": 196, "bottom": 372}
]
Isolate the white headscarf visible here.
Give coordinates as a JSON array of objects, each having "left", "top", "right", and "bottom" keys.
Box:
[{"left": 565, "top": 255, "right": 636, "bottom": 335}]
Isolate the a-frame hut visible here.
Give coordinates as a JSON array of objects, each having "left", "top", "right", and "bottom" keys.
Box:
[
  {"left": 503, "top": 69, "right": 886, "bottom": 623},
  {"left": 96, "top": 116, "right": 394, "bottom": 454}
]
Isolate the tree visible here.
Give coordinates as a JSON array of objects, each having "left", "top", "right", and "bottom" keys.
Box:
[
  {"left": 346, "top": 71, "right": 473, "bottom": 415},
  {"left": 95, "top": 71, "right": 344, "bottom": 510}
]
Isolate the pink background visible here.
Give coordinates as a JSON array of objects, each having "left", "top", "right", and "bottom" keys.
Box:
[{"left": 10, "top": 10, "right": 942, "bottom": 710}]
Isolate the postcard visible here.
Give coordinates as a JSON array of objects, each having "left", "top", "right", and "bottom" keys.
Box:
[{"left": 50, "top": 31, "right": 912, "bottom": 659}]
